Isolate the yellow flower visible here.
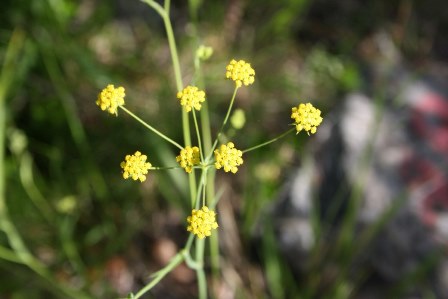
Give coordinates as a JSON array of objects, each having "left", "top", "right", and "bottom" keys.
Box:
[
  {"left": 120, "top": 151, "right": 152, "bottom": 182},
  {"left": 291, "top": 103, "right": 323, "bottom": 135},
  {"left": 214, "top": 142, "right": 243, "bottom": 173},
  {"left": 176, "top": 146, "right": 200, "bottom": 173},
  {"left": 96, "top": 84, "right": 125, "bottom": 115},
  {"left": 177, "top": 86, "right": 206, "bottom": 112},
  {"left": 187, "top": 206, "right": 218, "bottom": 239},
  {"left": 225, "top": 59, "right": 255, "bottom": 88}
]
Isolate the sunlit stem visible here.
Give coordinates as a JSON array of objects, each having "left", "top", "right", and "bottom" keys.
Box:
[
  {"left": 192, "top": 42, "right": 220, "bottom": 280},
  {"left": 142, "top": 0, "right": 197, "bottom": 205},
  {"left": 193, "top": 52, "right": 212, "bottom": 155},
  {"left": 242, "top": 127, "right": 295, "bottom": 153},
  {"left": 138, "top": 1, "right": 207, "bottom": 297},
  {"left": 140, "top": 0, "right": 165, "bottom": 17},
  {"left": 196, "top": 238, "right": 206, "bottom": 299},
  {"left": 202, "top": 178, "right": 206, "bottom": 207},
  {"left": 119, "top": 106, "right": 183, "bottom": 150},
  {"left": 206, "top": 86, "right": 239, "bottom": 162},
  {"left": 194, "top": 166, "right": 208, "bottom": 209},
  {"left": 192, "top": 110, "right": 205, "bottom": 161},
  {"left": 183, "top": 249, "right": 200, "bottom": 269},
  {"left": 185, "top": 232, "right": 195, "bottom": 251},
  {"left": 0, "top": 246, "right": 22, "bottom": 263},
  {"left": 133, "top": 253, "right": 184, "bottom": 299},
  {"left": 131, "top": 232, "right": 195, "bottom": 299},
  {"left": 150, "top": 166, "right": 182, "bottom": 170},
  {"left": 159, "top": 0, "right": 192, "bottom": 148},
  {"left": 162, "top": 0, "right": 197, "bottom": 206}
]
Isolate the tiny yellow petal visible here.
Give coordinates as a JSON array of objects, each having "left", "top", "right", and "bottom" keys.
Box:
[
  {"left": 120, "top": 151, "right": 152, "bottom": 183},
  {"left": 225, "top": 59, "right": 255, "bottom": 87},
  {"left": 291, "top": 102, "right": 323, "bottom": 135},
  {"left": 96, "top": 84, "right": 125, "bottom": 115},
  {"left": 186, "top": 206, "right": 219, "bottom": 239},
  {"left": 177, "top": 86, "right": 206, "bottom": 112},
  {"left": 176, "top": 146, "right": 201, "bottom": 173},
  {"left": 214, "top": 142, "right": 243, "bottom": 173}
]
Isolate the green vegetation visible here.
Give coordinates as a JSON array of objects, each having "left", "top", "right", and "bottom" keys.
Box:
[{"left": 0, "top": 0, "right": 444, "bottom": 298}]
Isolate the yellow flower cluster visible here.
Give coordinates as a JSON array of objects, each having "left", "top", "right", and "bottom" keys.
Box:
[
  {"left": 214, "top": 142, "right": 243, "bottom": 173},
  {"left": 177, "top": 85, "right": 206, "bottom": 112},
  {"left": 176, "top": 146, "right": 200, "bottom": 173},
  {"left": 96, "top": 84, "right": 125, "bottom": 115},
  {"left": 120, "top": 151, "right": 152, "bottom": 182},
  {"left": 225, "top": 59, "right": 255, "bottom": 88},
  {"left": 186, "top": 206, "right": 219, "bottom": 239},
  {"left": 291, "top": 103, "right": 323, "bottom": 135}
]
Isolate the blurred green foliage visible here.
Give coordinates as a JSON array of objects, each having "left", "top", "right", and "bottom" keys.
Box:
[{"left": 0, "top": 0, "right": 445, "bottom": 298}]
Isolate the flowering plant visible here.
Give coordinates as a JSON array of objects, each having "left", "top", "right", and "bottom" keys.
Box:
[{"left": 95, "top": 1, "right": 323, "bottom": 298}]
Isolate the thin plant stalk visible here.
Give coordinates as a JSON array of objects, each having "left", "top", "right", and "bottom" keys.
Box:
[
  {"left": 132, "top": 234, "right": 196, "bottom": 299},
  {"left": 162, "top": 0, "right": 198, "bottom": 207},
  {"left": 119, "top": 106, "right": 183, "bottom": 150},
  {"left": 141, "top": 0, "right": 197, "bottom": 205},
  {"left": 189, "top": 7, "right": 220, "bottom": 276},
  {"left": 156, "top": 1, "right": 208, "bottom": 296},
  {"left": 196, "top": 238, "right": 207, "bottom": 299},
  {"left": 242, "top": 127, "right": 295, "bottom": 153},
  {"left": 127, "top": 0, "right": 214, "bottom": 282},
  {"left": 193, "top": 110, "right": 205, "bottom": 161},
  {"left": 133, "top": 253, "right": 184, "bottom": 299},
  {"left": 206, "top": 86, "right": 239, "bottom": 162}
]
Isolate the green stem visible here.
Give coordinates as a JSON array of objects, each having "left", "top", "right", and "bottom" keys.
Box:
[
  {"left": 195, "top": 167, "right": 208, "bottom": 209},
  {"left": 139, "top": 3, "right": 208, "bottom": 297},
  {"left": 206, "top": 86, "right": 239, "bottom": 162},
  {"left": 183, "top": 249, "right": 201, "bottom": 269},
  {"left": 0, "top": 246, "right": 22, "bottom": 263},
  {"left": 163, "top": 0, "right": 182, "bottom": 92},
  {"left": 160, "top": 0, "right": 191, "bottom": 147},
  {"left": 133, "top": 234, "right": 197, "bottom": 299},
  {"left": 192, "top": 110, "right": 204, "bottom": 161},
  {"left": 185, "top": 232, "right": 195, "bottom": 251},
  {"left": 139, "top": 0, "right": 165, "bottom": 17},
  {"left": 195, "top": 238, "right": 207, "bottom": 299},
  {"left": 242, "top": 127, "right": 295, "bottom": 153},
  {"left": 161, "top": 0, "right": 198, "bottom": 207},
  {"left": 201, "top": 100, "right": 213, "bottom": 158},
  {"left": 208, "top": 172, "right": 219, "bottom": 281},
  {"left": 194, "top": 55, "right": 212, "bottom": 156},
  {"left": 200, "top": 94, "right": 212, "bottom": 153},
  {"left": 202, "top": 175, "right": 207, "bottom": 207},
  {"left": 133, "top": 253, "right": 184, "bottom": 299},
  {"left": 191, "top": 36, "right": 219, "bottom": 282},
  {"left": 119, "top": 106, "right": 183, "bottom": 150},
  {"left": 151, "top": 166, "right": 182, "bottom": 170}
]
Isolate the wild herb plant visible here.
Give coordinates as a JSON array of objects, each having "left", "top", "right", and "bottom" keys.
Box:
[{"left": 95, "top": 1, "right": 323, "bottom": 298}]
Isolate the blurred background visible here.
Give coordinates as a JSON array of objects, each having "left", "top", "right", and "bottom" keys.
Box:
[{"left": 1, "top": 0, "right": 448, "bottom": 298}]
